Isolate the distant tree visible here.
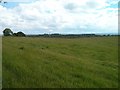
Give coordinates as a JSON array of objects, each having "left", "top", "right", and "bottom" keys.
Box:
[
  {"left": 15, "top": 32, "right": 26, "bottom": 37},
  {"left": 3, "top": 28, "right": 13, "bottom": 36},
  {"left": 107, "top": 34, "right": 110, "bottom": 36},
  {"left": 13, "top": 33, "right": 17, "bottom": 36}
]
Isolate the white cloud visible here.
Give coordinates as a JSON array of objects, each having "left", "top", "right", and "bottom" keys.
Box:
[{"left": 0, "top": 0, "right": 118, "bottom": 34}]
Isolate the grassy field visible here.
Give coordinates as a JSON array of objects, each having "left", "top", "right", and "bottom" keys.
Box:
[{"left": 2, "top": 36, "right": 118, "bottom": 88}]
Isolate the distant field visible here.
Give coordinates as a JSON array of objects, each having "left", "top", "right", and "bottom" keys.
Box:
[{"left": 2, "top": 36, "right": 118, "bottom": 88}]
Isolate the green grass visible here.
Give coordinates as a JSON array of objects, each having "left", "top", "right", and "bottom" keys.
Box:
[{"left": 2, "top": 36, "right": 118, "bottom": 88}]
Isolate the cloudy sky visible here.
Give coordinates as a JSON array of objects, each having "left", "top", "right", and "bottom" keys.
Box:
[{"left": 0, "top": 0, "right": 118, "bottom": 34}]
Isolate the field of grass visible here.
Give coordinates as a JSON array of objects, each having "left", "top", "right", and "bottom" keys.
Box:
[{"left": 2, "top": 36, "right": 118, "bottom": 88}]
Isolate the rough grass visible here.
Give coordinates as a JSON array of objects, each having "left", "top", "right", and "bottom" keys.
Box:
[{"left": 2, "top": 36, "right": 118, "bottom": 88}]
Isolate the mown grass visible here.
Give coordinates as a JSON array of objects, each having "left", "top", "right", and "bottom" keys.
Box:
[{"left": 2, "top": 36, "right": 118, "bottom": 88}]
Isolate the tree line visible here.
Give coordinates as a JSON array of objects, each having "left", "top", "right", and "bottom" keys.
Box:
[{"left": 2, "top": 28, "right": 118, "bottom": 37}]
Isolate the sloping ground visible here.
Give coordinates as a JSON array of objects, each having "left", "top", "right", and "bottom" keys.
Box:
[{"left": 2, "top": 36, "right": 118, "bottom": 88}]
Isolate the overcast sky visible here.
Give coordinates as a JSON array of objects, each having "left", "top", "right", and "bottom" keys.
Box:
[{"left": 0, "top": 0, "right": 118, "bottom": 34}]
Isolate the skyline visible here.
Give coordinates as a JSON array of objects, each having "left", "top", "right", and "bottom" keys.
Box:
[{"left": 0, "top": 0, "right": 119, "bottom": 34}]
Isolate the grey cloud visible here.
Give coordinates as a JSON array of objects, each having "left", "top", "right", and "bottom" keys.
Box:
[
  {"left": 64, "top": 3, "right": 77, "bottom": 10},
  {"left": 86, "top": 1, "right": 99, "bottom": 9}
]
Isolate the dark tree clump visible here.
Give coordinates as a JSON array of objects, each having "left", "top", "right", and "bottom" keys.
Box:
[
  {"left": 14, "top": 32, "right": 26, "bottom": 37},
  {"left": 3, "top": 28, "right": 13, "bottom": 36}
]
